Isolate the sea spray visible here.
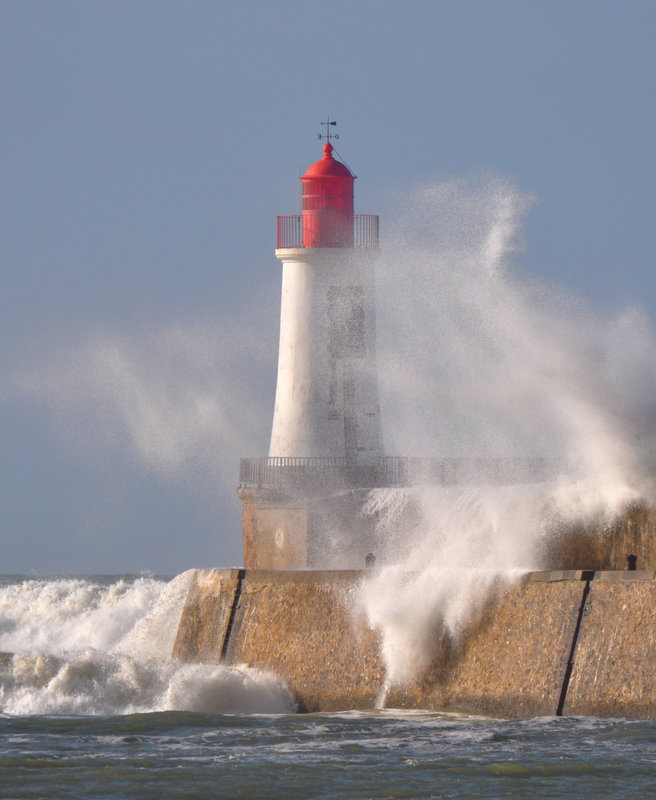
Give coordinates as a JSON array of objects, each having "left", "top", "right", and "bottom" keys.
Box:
[
  {"left": 377, "top": 179, "right": 656, "bottom": 483},
  {"left": 359, "top": 484, "right": 545, "bottom": 693},
  {"left": 0, "top": 574, "right": 295, "bottom": 715},
  {"left": 7, "top": 313, "right": 276, "bottom": 497},
  {"left": 360, "top": 176, "right": 656, "bottom": 695},
  {"left": 0, "top": 574, "right": 179, "bottom": 656}
]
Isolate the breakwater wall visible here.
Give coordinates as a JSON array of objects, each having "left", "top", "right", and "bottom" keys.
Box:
[{"left": 172, "top": 568, "right": 656, "bottom": 717}]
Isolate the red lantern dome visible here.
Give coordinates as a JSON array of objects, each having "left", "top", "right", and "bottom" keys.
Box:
[{"left": 300, "top": 142, "right": 355, "bottom": 247}]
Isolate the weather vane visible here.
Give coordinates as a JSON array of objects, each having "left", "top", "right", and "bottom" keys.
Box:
[{"left": 318, "top": 117, "right": 339, "bottom": 142}]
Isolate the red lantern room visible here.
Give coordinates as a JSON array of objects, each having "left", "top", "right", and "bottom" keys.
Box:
[{"left": 300, "top": 141, "right": 355, "bottom": 248}]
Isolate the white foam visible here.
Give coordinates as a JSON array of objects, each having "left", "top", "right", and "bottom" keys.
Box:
[
  {"left": 0, "top": 574, "right": 183, "bottom": 656},
  {"left": 0, "top": 651, "right": 295, "bottom": 716},
  {"left": 0, "top": 573, "right": 295, "bottom": 716}
]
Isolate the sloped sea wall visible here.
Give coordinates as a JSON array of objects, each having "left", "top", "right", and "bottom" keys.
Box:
[{"left": 172, "top": 567, "right": 656, "bottom": 718}]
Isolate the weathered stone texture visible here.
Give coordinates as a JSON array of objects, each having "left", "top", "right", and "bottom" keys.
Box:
[
  {"left": 239, "top": 488, "right": 310, "bottom": 569},
  {"left": 387, "top": 579, "right": 585, "bottom": 717},
  {"left": 171, "top": 569, "right": 240, "bottom": 663},
  {"left": 239, "top": 487, "right": 379, "bottom": 570},
  {"left": 224, "top": 570, "right": 384, "bottom": 711},
  {"left": 172, "top": 569, "right": 585, "bottom": 716},
  {"left": 545, "top": 504, "right": 656, "bottom": 571},
  {"left": 564, "top": 578, "right": 656, "bottom": 717},
  {"left": 173, "top": 568, "right": 656, "bottom": 718}
]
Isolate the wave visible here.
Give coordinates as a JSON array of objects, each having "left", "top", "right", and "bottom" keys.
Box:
[{"left": 0, "top": 573, "right": 295, "bottom": 716}]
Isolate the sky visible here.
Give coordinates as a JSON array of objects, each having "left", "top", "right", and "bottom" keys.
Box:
[{"left": 1, "top": 0, "right": 654, "bottom": 574}]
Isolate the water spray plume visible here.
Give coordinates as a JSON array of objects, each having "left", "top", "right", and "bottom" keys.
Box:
[
  {"left": 8, "top": 309, "right": 276, "bottom": 497},
  {"left": 360, "top": 176, "right": 656, "bottom": 693}
]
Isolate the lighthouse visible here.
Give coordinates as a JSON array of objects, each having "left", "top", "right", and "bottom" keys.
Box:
[
  {"left": 239, "top": 126, "right": 383, "bottom": 569},
  {"left": 269, "top": 139, "right": 382, "bottom": 463},
  {"left": 237, "top": 126, "right": 580, "bottom": 570}
]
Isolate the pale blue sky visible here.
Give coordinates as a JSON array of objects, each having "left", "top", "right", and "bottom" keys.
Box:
[{"left": 1, "top": 0, "right": 654, "bottom": 573}]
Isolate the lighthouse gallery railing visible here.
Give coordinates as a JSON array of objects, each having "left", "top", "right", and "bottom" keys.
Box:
[
  {"left": 239, "top": 456, "right": 565, "bottom": 491},
  {"left": 277, "top": 215, "right": 379, "bottom": 249}
]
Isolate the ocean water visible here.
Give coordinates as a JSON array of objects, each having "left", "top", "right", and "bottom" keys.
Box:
[
  {"left": 5, "top": 711, "right": 656, "bottom": 800},
  {"left": 2, "top": 574, "right": 656, "bottom": 800}
]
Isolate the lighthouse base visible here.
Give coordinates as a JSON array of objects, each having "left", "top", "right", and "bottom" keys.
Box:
[{"left": 238, "top": 487, "right": 378, "bottom": 570}]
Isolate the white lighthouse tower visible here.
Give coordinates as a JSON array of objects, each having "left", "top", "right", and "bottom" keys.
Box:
[
  {"left": 239, "top": 127, "right": 383, "bottom": 568},
  {"left": 269, "top": 138, "right": 382, "bottom": 463}
]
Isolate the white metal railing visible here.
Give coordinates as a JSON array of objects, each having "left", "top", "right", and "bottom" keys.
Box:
[{"left": 276, "top": 214, "right": 379, "bottom": 249}]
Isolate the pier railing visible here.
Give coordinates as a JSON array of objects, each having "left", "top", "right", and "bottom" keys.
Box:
[
  {"left": 239, "top": 456, "right": 566, "bottom": 491},
  {"left": 276, "top": 215, "right": 379, "bottom": 249}
]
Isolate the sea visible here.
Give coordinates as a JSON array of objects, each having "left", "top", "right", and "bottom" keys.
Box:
[{"left": 1, "top": 573, "right": 656, "bottom": 800}]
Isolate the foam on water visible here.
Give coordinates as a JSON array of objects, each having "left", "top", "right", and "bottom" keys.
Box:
[{"left": 0, "top": 573, "right": 295, "bottom": 716}]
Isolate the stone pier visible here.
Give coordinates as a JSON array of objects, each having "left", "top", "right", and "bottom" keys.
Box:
[{"left": 172, "top": 566, "right": 656, "bottom": 717}]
